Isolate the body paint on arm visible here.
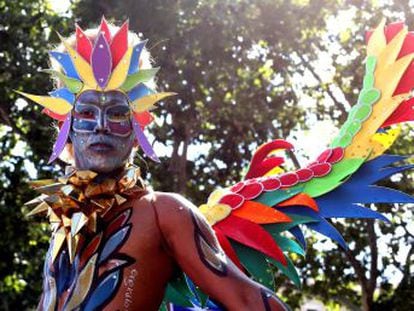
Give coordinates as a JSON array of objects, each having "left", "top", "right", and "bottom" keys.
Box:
[{"left": 190, "top": 209, "right": 228, "bottom": 276}]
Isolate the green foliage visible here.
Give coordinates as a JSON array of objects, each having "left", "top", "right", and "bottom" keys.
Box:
[{"left": 0, "top": 1, "right": 70, "bottom": 309}]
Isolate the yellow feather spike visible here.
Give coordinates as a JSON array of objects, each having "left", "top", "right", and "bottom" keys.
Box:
[
  {"left": 367, "top": 19, "right": 386, "bottom": 57},
  {"left": 375, "top": 53, "right": 414, "bottom": 100},
  {"left": 27, "top": 201, "right": 50, "bottom": 217},
  {"left": 264, "top": 166, "right": 285, "bottom": 176},
  {"left": 58, "top": 33, "right": 97, "bottom": 89},
  {"left": 106, "top": 47, "right": 133, "bottom": 90},
  {"left": 376, "top": 26, "right": 408, "bottom": 75},
  {"left": 130, "top": 92, "right": 177, "bottom": 113},
  {"left": 64, "top": 254, "right": 98, "bottom": 310},
  {"left": 51, "top": 227, "right": 66, "bottom": 262},
  {"left": 66, "top": 232, "right": 80, "bottom": 263},
  {"left": 344, "top": 94, "right": 409, "bottom": 159},
  {"left": 368, "top": 126, "right": 401, "bottom": 160},
  {"left": 15, "top": 91, "right": 73, "bottom": 115}
]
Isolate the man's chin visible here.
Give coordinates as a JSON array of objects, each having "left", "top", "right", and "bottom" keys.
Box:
[{"left": 79, "top": 159, "right": 127, "bottom": 174}]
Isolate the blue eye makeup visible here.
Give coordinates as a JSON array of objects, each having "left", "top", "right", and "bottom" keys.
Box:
[{"left": 72, "top": 103, "right": 133, "bottom": 137}]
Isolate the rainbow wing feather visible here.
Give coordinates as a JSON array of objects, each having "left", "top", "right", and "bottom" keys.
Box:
[{"left": 164, "top": 21, "right": 414, "bottom": 309}]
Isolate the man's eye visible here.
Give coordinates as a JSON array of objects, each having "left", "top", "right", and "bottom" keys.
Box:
[
  {"left": 79, "top": 110, "right": 95, "bottom": 118},
  {"left": 108, "top": 111, "right": 130, "bottom": 121}
]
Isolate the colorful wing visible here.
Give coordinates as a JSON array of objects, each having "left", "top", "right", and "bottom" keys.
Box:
[{"left": 165, "top": 21, "right": 414, "bottom": 309}]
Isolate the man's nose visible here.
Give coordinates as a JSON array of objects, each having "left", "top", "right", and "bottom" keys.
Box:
[{"left": 94, "top": 113, "right": 110, "bottom": 134}]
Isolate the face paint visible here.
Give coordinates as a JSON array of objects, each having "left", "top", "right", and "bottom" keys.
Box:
[
  {"left": 73, "top": 93, "right": 132, "bottom": 137},
  {"left": 69, "top": 90, "right": 136, "bottom": 173}
]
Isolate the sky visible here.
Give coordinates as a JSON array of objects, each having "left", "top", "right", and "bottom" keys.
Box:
[{"left": 49, "top": 0, "right": 71, "bottom": 13}]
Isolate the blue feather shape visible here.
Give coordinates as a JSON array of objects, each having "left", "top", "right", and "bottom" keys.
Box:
[
  {"left": 99, "top": 225, "right": 131, "bottom": 264},
  {"left": 359, "top": 155, "right": 407, "bottom": 172},
  {"left": 49, "top": 88, "right": 75, "bottom": 105},
  {"left": 315, "top": 156, "right": 414, "bottom": 220},
  {"left": 128, "top": 40, "right": 148, "bottom": 75},
  {"left": 184, "top": 275, "right": 199, "bottom": 301},
  {"left": 307, "top": 219, "right": 347, "bottom": 249},
  {"left": 317, "top": 202, "right": 389, "bottom": 221},
  {"left": 282, "top": 207, "right": 348, "bottom": 249},
  {"left": 359, "top": 186, "right": 414, "bottom": 203},
  {"left": 83, "top": 270, "right": 121, "bottom": 311},
  {"left": 127, "top": 83, "right": 153, "bottom": 102},
  {"left": 49, "top": 51, "right": 80, "bottom": 80},
  {"left": 347, "top": 157, "right": 412, "bottom": 185},
  {"left": 56, "top": 250, "right": 70, "bottom": 295},
  {"left": 289, "top": 226, "right": 307, "bottom": 250}
]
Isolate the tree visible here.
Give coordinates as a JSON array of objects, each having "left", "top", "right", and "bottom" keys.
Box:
[{"left": 0, "top": 1, "right": 69, "bottom": 309}]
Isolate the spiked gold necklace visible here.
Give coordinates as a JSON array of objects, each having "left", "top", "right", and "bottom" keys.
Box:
[{"left": 25, "top": 165, "right": 145, "bottom": 263}]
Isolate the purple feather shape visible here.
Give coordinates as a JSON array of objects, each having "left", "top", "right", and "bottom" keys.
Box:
[
  {"left": 132, "top": 118, "right": 160, "bottom": 162},
  {"left": 91, "top": 33, "right": 112, "bottom": 89},
  {"left": 48, "top": 114, "right": 71, "bottom": 163}
]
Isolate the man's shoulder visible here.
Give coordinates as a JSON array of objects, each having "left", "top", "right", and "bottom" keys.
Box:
[
  {"left": 136, "top": 191, "right": 200, "bottom": 229},
  {"left": 128, "top": 190, "right": 196, "bottom": 213}
]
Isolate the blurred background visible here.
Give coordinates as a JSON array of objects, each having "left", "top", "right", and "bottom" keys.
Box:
[{"left": 0, "top": 0, "right": 413, "bottom": 310}]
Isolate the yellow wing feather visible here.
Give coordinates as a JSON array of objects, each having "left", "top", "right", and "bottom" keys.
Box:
[{"left": 343, "top": 22, "right": 414, "bottom": 160}]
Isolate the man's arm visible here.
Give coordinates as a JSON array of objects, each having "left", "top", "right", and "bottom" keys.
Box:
[{"left": 153, "top": 192, "right": 289, "bottom": 311}]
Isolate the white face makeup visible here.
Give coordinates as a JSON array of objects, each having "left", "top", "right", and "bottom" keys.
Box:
[
  {"left": 69, "top": 90, "right": 136, "bottom": 174},
  {"left": 72, "top": 101, "right": 132, "bottom": 137}
]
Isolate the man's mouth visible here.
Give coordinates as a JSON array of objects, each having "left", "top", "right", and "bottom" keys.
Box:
[{"left": 88, "top": 142, "right": 114, "bottom": 152}]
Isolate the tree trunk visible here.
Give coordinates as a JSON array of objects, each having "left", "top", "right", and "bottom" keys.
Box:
[
  {"left": 361, "top": 287, "right": 374, "bottom": 311},
  {"left": 177, "top": 126, "right": 189, "bottom": 194}
]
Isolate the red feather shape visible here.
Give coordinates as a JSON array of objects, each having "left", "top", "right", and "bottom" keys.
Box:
[
  {"left": 366, "top": 22, "right": 414, "bottom": 99},
  {"left": 111, "top": 21, "right": 129, "bottom": 68},
  {"left": 365, "top": 22, "right": 404, "bottom": 44},
  {"left": 385, "top": 22, "right": 405, "bottom": 43},
  {"left": 327, "top": 147, "right": 344, "bottom": 164},
  {"left": 214, "top": 214, "right": 287, "bottom": 265},
  {"left": 230, "top": 182, "right": 245, "bottom": 193},
  {"left": 76, "top": 25, "right": 93, "bottom": 62},
  {"left": 381, "top": 98, "right": 414, "bottom": 127},
  {"left": 397, "top": 31, "right": 414, "bottom": 58},
  {"left": 219, "top": 193, "right": 244, "bottom": 209},
  {"left": 41, "top": 108, "right": 67, "bottom": 121},
  {"left": 105, "top": 209, "right": 131, "bottom": 238},
  {"left": 277, "top": 193, "right": 319, "bottom": 212},
  {"left": 245, "top": 139, "right": 293, "bottom": 179},
  {"left": 238, "top": 182, "right": 264, "bottom": 200},
  {"left": 316, "top": 148, "right": 332, "bottom": 163},
  {"left": 262, "top": 177, "right": 281, "bottom": 191},
  {"left": 214, "top": 228, "right": 244, "bottom": 271},
  {"left": 79, "top": 233, "right": 103, "bottom": 268},
  {"left": 296, "top": 168, "right": 314, "bottom": 182},
  {"left": 99, "top": 16, "right": 112, "bottom": 43},
  {"left": 279, "top": 173, "right": 299, "bottom": 187},
  {"left": 134, "top": 111, "right": 154, "bottom": 128},
  {"left": 308, "top": 162, "right": 332, "bottom": 177},
  {"left": 393, "top": 32, "right": 414, "bottom": 96}
]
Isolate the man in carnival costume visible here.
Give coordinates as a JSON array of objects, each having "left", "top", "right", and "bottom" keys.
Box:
[
  {"left": 20, "top": 18, "right": 289, "bottom": 310},
  {"left": 20, "top": 18, "right": 414, "bottom": 311}
]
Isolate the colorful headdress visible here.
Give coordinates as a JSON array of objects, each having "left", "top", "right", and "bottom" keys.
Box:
[{"left": 17, "top": 17, "right": 175, "bottom": 163}]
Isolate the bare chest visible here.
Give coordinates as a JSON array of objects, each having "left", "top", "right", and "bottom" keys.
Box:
[{"left": 40, "top": 202, "right": 175, "bottom": 311}]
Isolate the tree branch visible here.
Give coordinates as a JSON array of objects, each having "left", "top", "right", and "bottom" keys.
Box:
[
  {"left": 367, "top": 219, "right": 378, "bottom": 293},
  {"left": 297, "top": 53, "right": 348, "bottom": 121},
  {"left": 342, "top": 246, "right": 367, "bottom": 290}
]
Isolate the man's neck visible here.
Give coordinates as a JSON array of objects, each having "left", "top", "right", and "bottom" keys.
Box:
[{"left": 91, "top": 166, "right": 126, "bottom": 182}]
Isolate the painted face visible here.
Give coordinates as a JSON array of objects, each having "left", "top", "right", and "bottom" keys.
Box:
[{"left": 69, "top": 90, "right": 135, "bottom": 173}]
